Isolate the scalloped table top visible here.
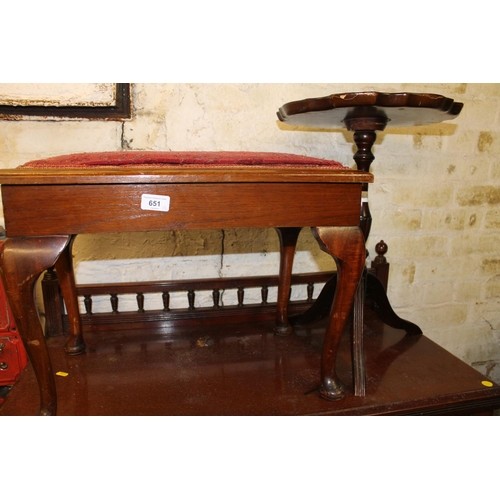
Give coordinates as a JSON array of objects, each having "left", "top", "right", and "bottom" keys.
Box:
[{"left": 277, "top": 91, "right": 464, "bottom": 130}]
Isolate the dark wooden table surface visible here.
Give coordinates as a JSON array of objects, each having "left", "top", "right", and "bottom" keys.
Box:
[{"left": 2, "top": 309, "right": 498, "bottom": 416}]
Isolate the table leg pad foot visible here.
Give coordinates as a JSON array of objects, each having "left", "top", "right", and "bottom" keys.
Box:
[
  {"left": 38, "top": 403, "right": 56, "bottom": 416},
  {"left": 273, "top": 324, "right": 293, "bottom": 336},
  {"left": 64, "top": 342, "right": 86, "bottom": 355},
  {"left": 319, "top": 378, "right": 346, "bottom": 401}
]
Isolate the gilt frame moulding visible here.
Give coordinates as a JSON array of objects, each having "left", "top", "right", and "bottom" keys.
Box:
[{"left": 0, "top": 83, "right": 131, "bottom": 120}]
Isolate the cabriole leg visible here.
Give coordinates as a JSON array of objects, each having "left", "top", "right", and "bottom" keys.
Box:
[
  {"left": 312, "top": 227, "right": 365, "bottom": 401},
  {"left": 0, "top": 236, "right": 72, "bottom": 416},
  {"left": 54, "top": 236, "right": 85, "bottom": 354},
  {"left": 274, "top": 227, "right": 302, "bottom": 336}
]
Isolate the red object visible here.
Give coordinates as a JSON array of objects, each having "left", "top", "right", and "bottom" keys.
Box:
[
  {"left": 0, "top": 240, "right": 28, "bottom": 386},
  {"left": 20, "top": 150, "right": 347, "bottom": 169}
]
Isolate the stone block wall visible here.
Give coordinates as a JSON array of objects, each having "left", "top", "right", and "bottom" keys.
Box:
[{"left": 1, "top": 83, "right": 499, "bottom": 381}]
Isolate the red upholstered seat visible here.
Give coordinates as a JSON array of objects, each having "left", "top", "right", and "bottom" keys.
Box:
[{"left": 19, "top": 151, "right": 347, "bottom": 170}]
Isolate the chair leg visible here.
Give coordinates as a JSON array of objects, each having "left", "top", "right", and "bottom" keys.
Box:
[
  {"left": 0, "top": 236, "right": 71, "bottom": 415},
  {"left": 54, "top": 235, "right": 85, "bottom": 355},
  {"left": 274, "top": 227, "right": 302, "bottom": 336},
  {"left": 312, "top": 226, "right": 365, "bottom": 401}
]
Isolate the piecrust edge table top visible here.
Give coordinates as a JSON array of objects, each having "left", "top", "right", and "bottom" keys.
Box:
[{"left": 278, "top": 91, "right": 464, "bottom": 129}]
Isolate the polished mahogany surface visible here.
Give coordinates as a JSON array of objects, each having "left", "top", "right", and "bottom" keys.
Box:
[
  {"left": 0, "top": 161, "right": 371, "bottom": 414},
  {"left": 1, "top": 182, "right": 364, "bottom": 236},
  {"left": 277, "top": 91, "right": 464, "bottom": 130},
  {"left": 2, "top": 311, "right": 499, "bottom": 416}
]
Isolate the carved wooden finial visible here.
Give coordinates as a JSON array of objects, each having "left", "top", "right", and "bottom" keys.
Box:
[
  {"left": 374, "top": 240, "right": 388, "bottom": 262},
  {"left": 371, "top": 240, "right": 389, "bottom": 291}
]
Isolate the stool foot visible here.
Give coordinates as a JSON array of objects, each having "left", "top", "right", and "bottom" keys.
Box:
[
  {"left": 64, "top": 340, "right": 86, "bottom": 355},
  {"left": 319, "top": 377, "right": 346, "bottom": 402},
  {"left": 273, "top": 324, "right": 293, "bottom": 336},
  {"left": 38, "top": 403, "right": 57, "bottom": 416}
]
